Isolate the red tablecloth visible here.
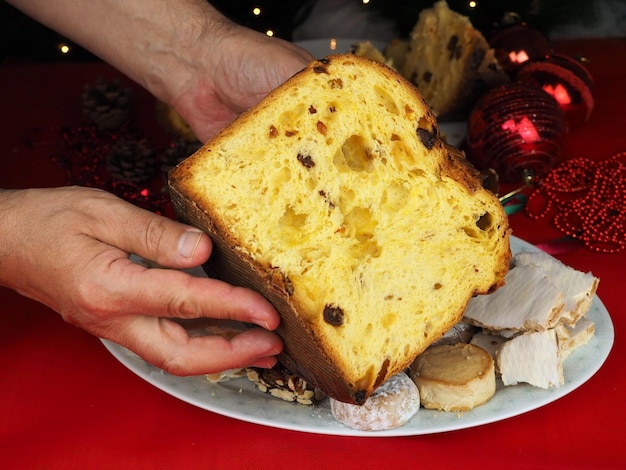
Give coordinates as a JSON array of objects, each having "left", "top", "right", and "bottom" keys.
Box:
[{"left": 1, "top": 39, "right": 625, "bottom": 469}]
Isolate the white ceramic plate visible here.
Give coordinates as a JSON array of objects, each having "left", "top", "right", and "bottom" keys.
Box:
[
  {"left": 295, "top": 38, "right": 466, "bottom": 147},
  {"left": 102, "top": 236, "right": 614, "bottom": 436}
]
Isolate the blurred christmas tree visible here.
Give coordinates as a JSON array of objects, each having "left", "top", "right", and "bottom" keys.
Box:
[
  {"left": 0, "top": 0, "right": 604, "bottom": 63},
  {"left": 0, "top": 2, "right": 97, "bottom": 63},
  {"left": 361, "top": 0, "right": 598, "bottom": 39},
  {"left": 0, "top": 0, "right": 306, "bottom": 63}
]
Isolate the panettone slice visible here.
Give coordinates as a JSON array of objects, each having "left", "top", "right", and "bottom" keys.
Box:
[{"left": 168, "top": 54, "right": 511, "bottom": 404}]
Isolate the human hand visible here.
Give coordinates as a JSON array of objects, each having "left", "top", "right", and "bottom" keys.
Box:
[
  {"left": 8, "top": 0, "right": 312, "bottom": 143},
  {"left": 0, "top": 187, "right": 282, "bottom": 375},
  {"left": 170, "top": 22, "right": 313, "bottom": 141}
]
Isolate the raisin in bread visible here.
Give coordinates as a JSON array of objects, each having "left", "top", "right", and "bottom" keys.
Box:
[
  {"left": 168, "top": 54, "right": 511, "bottom": 405},
  {"left": 401, "top": 0, "right": 508, "bottom": 120}
]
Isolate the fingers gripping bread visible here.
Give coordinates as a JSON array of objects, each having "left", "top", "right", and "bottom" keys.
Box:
[{"left": 168, "top": 54, "right": 511, "bottom": 404}]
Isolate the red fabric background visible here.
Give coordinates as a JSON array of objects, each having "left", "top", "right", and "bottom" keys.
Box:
[{"left": 1, "top": 39, "right": 625, "bottom": 469}]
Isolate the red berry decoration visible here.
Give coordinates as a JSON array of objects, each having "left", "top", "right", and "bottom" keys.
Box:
[
  {"left": 526, "top": 153, "right": 626, "bottom": 253},
  {"left": 466, "top": 82, "right": 568, "bottom": 183},
  {"left": 516, "top": 53, "right": 594, "bottom": 127},
  {"left": 489, "top": 24, "right": 552, "bottom": 77}
]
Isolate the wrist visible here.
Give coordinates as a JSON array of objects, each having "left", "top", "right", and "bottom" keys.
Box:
[
  {"left": 7, "top": 0, "right": 231, "bottom": 109},
  {"left": 0, "top": 189, "right": 23, "bottom": 289},
  {"left": 136, "top": 2, "right": 233, "bottom": 106}
]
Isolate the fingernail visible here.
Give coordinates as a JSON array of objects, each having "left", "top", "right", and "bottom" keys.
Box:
[
  {"left": 249, "top": 356, "right": 278, "bottom": 369},
  {"left": 256, "top": 319, "right": 270, "bottom": 330},
  {"left": 178, "top": 230, "right": 203, "bottom": 259}
]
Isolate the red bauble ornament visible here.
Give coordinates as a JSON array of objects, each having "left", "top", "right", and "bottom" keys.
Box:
[
  {"left": 516, "top": 53, "right": 594, "bottom": 127},
  {"left": 489, "top": 24, "right": 552, "bottom": 77},
  {"left": 466, "top": 82, "right": 568, "bottom": 183}
]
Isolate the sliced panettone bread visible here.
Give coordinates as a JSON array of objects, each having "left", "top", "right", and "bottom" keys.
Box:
[{"left": 168, "top": 54, "right": 511, "bottom": 404}]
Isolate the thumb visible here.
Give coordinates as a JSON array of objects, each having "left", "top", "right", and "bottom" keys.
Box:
[{"left": 87, "top": 191, "right": 212, "bottom": 268}]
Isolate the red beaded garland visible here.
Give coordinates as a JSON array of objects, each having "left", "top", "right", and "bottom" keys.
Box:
[{"left": 526, "top": 152, "right": 626, "bottom": 253}]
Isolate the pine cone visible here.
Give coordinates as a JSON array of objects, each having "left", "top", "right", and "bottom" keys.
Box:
[
  {"left": 82, "top": 77, "right": 133, "bottom": 130},
  {"left": 161, "top": 137, "right": 202, "bottom": 189},
  {"left": 106, "top": 138, "right": 156, "bottom": 184}
]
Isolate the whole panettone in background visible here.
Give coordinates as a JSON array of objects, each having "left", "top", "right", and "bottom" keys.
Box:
[
  {"left": 384, "top": 39, "right": 410, "bottom": 71},
  {"left": 401, "top": 0, "right": 509, "bottom": 121},
  {"left": 155, "top": 100, "right": 198, "bottom": 142},
  {"left": 349, "top": 41, "right": 392, "bottom": 68},
  {"left": 168, "top": 54, "right": 511, "bottom": 405}
]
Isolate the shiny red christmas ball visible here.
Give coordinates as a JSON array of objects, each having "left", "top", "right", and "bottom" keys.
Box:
[
  {"left": 489, "top": 24, "right": 552, "bottom": 77},
  {"left": 516, "top": 53, "right": 594, "bottom": 127},
  {"left": 466, "top": 82, "right": 568, "bottom": 183}
]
